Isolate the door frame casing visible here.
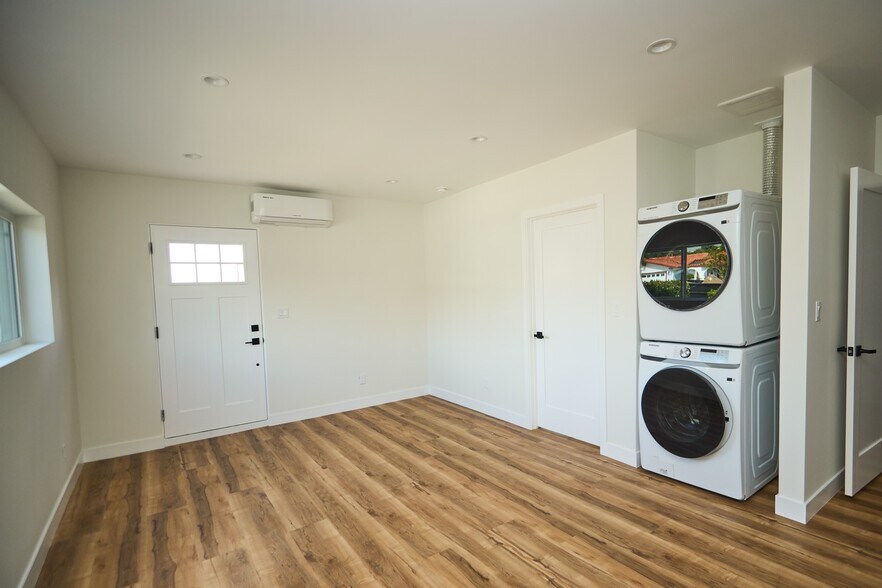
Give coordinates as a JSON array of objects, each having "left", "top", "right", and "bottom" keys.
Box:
[
  {"left": 521, "top": 195, "right": 606, "bottom": 441},
  {"left": 148, "top": 223, "right": 270, "bottom": 439}
]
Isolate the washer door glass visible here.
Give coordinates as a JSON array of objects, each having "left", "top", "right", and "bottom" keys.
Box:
[
  {"left": 640, "top": 220, "right": 730, "bottom": 310},
  {"left": 642, "top": 367, "right": 729, "bottom": 458}
]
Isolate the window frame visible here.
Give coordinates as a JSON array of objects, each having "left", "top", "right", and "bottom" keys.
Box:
[{"left": 0, "top": 207, "right": 23, "bottom": 354}]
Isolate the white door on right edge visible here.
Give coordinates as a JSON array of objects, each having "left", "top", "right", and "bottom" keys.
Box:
[
  {"left": 531, "top": 204, "right": 605, "bottom": 445},
  {"left": 845, "top": 167, "right": 882, "bottom": 496}
]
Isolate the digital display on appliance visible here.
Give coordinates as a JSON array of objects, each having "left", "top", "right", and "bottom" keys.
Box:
[{"left": 698, "top": 193, "right": 728, "bottom": 209}]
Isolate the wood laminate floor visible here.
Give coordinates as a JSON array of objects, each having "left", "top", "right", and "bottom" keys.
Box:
[{"left": 38, "top": 396, "right": 882, "bottom": 587}]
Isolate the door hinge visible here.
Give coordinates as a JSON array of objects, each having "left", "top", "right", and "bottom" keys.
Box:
[
  {"left": 155, "top": 326, "right": 159, "bottom": 339},
  {"left": 148, "top": 241, "right": 153, "bottom": 254},
  {"left": 160, "top": 409, "right": 165, "bottom": 422}
]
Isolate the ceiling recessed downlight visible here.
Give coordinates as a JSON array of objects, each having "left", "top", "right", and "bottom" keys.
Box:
[
  {"left": 384, "top": 179, "right": 399, "bottom": 184},
  {"left": 469, "top": 135, "right": 488, "bottom": 143},
  {"left": 201, "top": 75, "right": 230, "bottom": 87},
  {"left": 646, "top": 38, "right": 677, "bottom": 55},
  {"left": 435, "top": 186, "right": 449, "bottom": 192},
  {"left": 183, "top": 153, "right": 202, "bottom": 159}
]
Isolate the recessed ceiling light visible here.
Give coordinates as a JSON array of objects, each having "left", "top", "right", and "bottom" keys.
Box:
[
  {"left": 201, "top": 75, "right": 230, "bottom": 87},
  {"left": 183, "top": 153, "right": 202, "bottom": 159},
  {"left": 469, "top": 135, "right": 488, "bottom": 143},
  {"left": 384, "top": 179, "right": 399, "bottom": 184},
  {"left": 646, "top": 38, "right": 677, "bottom": 55},
  {"left": 435, "top": 186, "right": 449, "bottom": 192}
]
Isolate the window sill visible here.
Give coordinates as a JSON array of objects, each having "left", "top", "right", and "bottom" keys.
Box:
[{"left": 0, "top": 341, "right": 53, "bottom": 369}]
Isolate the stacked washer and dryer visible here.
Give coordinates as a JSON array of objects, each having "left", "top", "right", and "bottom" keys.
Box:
[{"left": 637, "top": 190, "right": 782, "bottom": 500}]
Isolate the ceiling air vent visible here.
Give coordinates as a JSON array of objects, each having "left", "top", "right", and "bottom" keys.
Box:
[{"left": 717, "top": 87, "right": 783, "bottom": 117}]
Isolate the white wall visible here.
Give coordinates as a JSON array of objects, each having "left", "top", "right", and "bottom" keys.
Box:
[
  {"left": 425, "top": 131, "right": 641, "bottom": 464},
  {"left": 60, "top": 169, "right": 427, "bottom": 454},
  {"left": 776, "top": 67, "right": 875, "bottom": 523},
  {"left": 695, "top": 132, "right": 763, "bottom": 195},
  {"left": 876, "top": 114, "right": 882, "bottom": 172},
  {"left": 0, "top": 85, "right": 80, "bottom": 586},
  {"left": 636, "top": 130, "right": 695, "bottom": 206}
]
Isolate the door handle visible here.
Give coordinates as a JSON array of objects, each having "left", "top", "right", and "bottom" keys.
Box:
[
  {"left": 245, "top": 337, "right": 261, "bottom": 345},
  {"left": 856, "top": 345, "right": 876, "bottom": 356},
  {"left": 837, "top": 346, "right": 853, "bottom": 356},
  {"left": 534, "top": 331, "right": 544, "bottom": 339}
]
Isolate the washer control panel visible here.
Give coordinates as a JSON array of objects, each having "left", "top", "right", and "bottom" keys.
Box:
[{"left": 641, "top": 341, "right": 737, "bottom": 365}]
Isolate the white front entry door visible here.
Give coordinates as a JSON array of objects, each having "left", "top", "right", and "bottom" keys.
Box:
[
  {"left": 150, "top": 225, "right": 268, "bottom": 438},
  {"left": 845, "top": 168, "right": 882, "bottom": 496},
  {"left": 530, "top": 202, "right": 605, "bottom": 445}
]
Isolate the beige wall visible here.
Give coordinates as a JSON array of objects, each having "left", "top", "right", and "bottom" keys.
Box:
[
  {"left": 636, "top": 130, "right": 695, "bottom": 206},
  {"left": 425, "top": 131, "right": 641, "bottom": 463},
  {"left": 0, "top": 85, "right": 80, "bottom": 585},
  {"left": 777, "top": 67, "right": 875, "bottom": 522},
  {"left": 60, "top": 169, "right": 427, "bottom": 453},
  {"left": 877, "top": 114, "right": 882, "bottom": 172},
  {"left": 695, "top": 131, "right": 763, "bottom": 195}
]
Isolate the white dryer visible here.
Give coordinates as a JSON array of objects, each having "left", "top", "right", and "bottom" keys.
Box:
[
  {"left": 638, "top": 339, "right": 779, "bottom": 500},
  {"left": 638, "top": 190, "right": 781, "bottom": 346}
]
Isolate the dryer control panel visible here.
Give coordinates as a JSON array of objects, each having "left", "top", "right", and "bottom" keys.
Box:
[{"left": 638, "top": 189, "right": 751, "bottom": 223}]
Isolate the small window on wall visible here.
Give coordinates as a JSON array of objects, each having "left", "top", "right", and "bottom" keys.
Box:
[
  {"left": 168, "top": 242, "right": 246, "bottom": 284},
  {"left": 0, "top": 213, "right": 22, "bottom": 353},
  {"left": 0, "top": 180, "right": 54, "bottom": 369}
]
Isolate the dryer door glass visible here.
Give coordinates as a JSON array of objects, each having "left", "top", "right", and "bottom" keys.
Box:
[
  {"left": 640, "top": 220, "right": 730, "bottom": 310},
  {"left": 642, "top": 367, "right": 728, "bottom": 458}
]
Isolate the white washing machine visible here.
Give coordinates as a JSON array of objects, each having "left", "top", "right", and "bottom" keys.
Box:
[
  {"left": 638, "top": 189, "right": 781, "bottom": 346},
  {"left": 638, "top": 339, "right": 779, "bottom": 500}
]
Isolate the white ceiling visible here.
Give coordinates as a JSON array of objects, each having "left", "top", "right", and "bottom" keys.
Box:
[{"left": 0, "top": 0, "right": 880, "bottom": 203}]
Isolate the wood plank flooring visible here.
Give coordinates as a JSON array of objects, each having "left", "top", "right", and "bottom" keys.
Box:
[{"left": 38, "top": 396, "right": 882, "bottom": 586}]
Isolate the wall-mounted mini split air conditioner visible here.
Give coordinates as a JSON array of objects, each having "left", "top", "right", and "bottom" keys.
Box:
[{"left": 250, "top": 193, "right": 334, "bottom": 227}]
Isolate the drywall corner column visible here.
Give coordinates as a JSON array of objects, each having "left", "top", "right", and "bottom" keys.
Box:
[
  {"left": 776, "top": 67, "right": 813, "bottom": 519},
  {"left": 776, "top": 67, "right": 875, "bottom": 523}
]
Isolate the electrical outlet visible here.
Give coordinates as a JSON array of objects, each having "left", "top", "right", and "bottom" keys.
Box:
[
  {"left": 358, "top": 374, "right": 367, "bottom": 385},
  {"left": 278, "top": 307, "right": 290, "bottom": 319}
]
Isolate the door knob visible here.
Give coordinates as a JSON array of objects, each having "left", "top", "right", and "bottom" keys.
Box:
[
  {"left": 245, "top": 337, "right": 261, "bottom": 345},
  {"left": 856, "top": 345, "right": 876, "bottom": 356},
  {"left": 534, "top": 331, "right": 544, "bottom": 339}
]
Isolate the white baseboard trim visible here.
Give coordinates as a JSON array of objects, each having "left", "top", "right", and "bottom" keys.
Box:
[
  {"left": 429, "top": 387, "right": 533, "bottom": 429},
  {"left": 20, "top": 451, "right": 84, "bottom": 588},
  {"left": 775, "top": 468, "right": 845, "bottom": 524},
  {"left": 82, "top": 386, "right": 430, "bottom": 463},
  {"left": 267, "top": 386, "right": 429, "bottom": 425},
  {"left": 82, "top": 435, "right": 164, "bottom": 463},
  {"left": 601, "top": 442, "right": 640, "bottom": 468}
]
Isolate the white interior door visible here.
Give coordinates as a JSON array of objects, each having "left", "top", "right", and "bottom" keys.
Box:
[
  {"left": 845, "top": 167, "right": 882, "bottom": 496},
  {"left": 530, "top": 203, "right": 605, "bottom": 445},
  {"left": 150, "top": 225, "right": 268, "bottom": 438}
]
